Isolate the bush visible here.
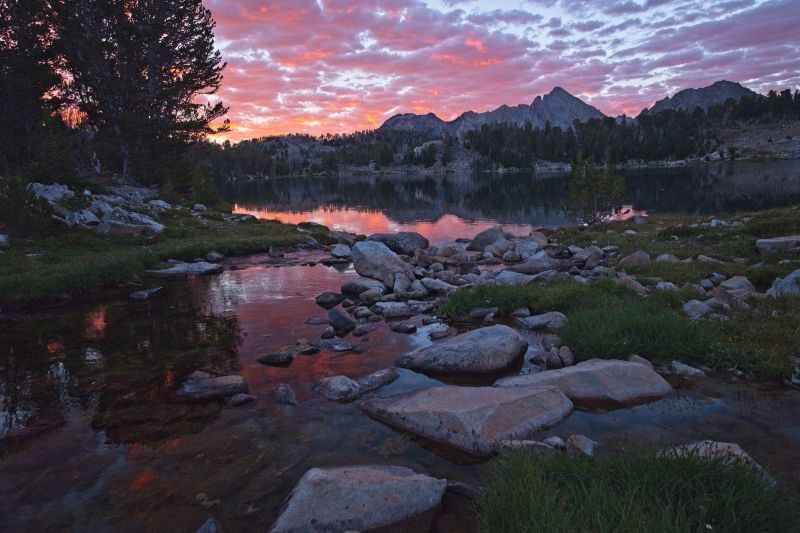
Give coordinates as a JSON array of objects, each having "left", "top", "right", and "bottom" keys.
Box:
[
  {"left": 479, "top": 451, "right": 797, "bottom": 533},
  {"left": 0, "top": 176, "right": 55, "bottom": 236}
]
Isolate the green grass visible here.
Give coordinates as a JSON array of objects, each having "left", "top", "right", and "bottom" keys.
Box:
[
  {"left": 479, "top": 451, "right": 798, "bottom": 533},
  {"left": 0, "top": 211, "right": 332, "bottom": 306},
  {"left": 439, "top": 276, "right": 798, "bottom": 379}
]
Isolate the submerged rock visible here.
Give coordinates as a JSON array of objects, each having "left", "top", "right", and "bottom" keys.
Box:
[
  {"left": 397, "top": 325, "right": 527, "bottom": 374},
  {"left": 567, "top": 434, "right": 599, "bottom": 457},
  {"left": 146, "top": 262, "right": 223, "bottom": 277},
  {"left": 683, "top": 299, "right": 712, "bottom": 320},
  {"left": 315, "top": 368, "right": 399, "bottom": 402},
  {"left": 275, "top": 383, "right": 298, "bottom": 406},
  {"left": 362, "top": 385, "right": 573, "bottom": 455},
  {"left": 129, "top": 286, "right": 163, "bottom": 300},
  {"left": 178, "top": 372, "right": 249, "bottom": 399},
  {"left": 315, "top": 291, "right": 346, "bottom": 309},
  {"left": 271, "top": 465, "right": 446, "bottom": 533},
  {"left": 495, "top": 359, "right": 673, "bottom": 408}
]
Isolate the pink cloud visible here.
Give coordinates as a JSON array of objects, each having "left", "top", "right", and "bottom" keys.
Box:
[{"left": 206, "top": 0, "right": 800, "bottom": 140}]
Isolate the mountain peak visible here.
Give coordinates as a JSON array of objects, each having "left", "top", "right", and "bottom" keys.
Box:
[{"left": 645, "top": 80, "right": 756, "bottom": 114}]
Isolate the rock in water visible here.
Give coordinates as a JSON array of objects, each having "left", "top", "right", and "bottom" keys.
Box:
[
  {"left": 330, "top": 244, "right": 352, "bottom": 259},
  {"left": 362, "top": 385, "right": 573, "bottom": 455},
  {"left": 367, "top": 232, "right": 430, "bottom": 255},
  {"left": 178, "top": 373, "right": 249, "bottom": 399},
  {"left": 129, "top": 286, "right": 163, "bottom": 300},
  {"left": 351, "top": 241, "right": 414, "bottom": 287},
  {"left": 315, "top": 291, "right": 346, "bottom": 309},
  {"left": 494, "top": 359, "right": 673, "bottom": 408},
  {"left": 396, "top": 325, "right": 527, "bottom": 374},
  {"left": 327, "top": 308, "right": 356, "bottom": 332},
  {"left": 146, "top": 262, "right": 223, "bottom": 277},
  {"left": 271, "top": 465, "right": 446, "bottom": 533},
  {"left": 275, "top": 383, "right": 298, "bottom": 406},
  {"left": 229, "top": 393, "right": 255, "bottom": 406},
  {"left": 467, "top": 226, "right": 506, "bottom": 252},
  {"left": 567, "top": 434, "right": 599, "bottom": 457},
  {"left": 516, "top": 311, "right": 568, "bottom": 330}
]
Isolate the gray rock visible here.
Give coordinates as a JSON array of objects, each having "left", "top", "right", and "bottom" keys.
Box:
[
  {"left": 195, "top": 517, "right": 223, "bottom": 533},
  {"left": 493, "top": 270, "right": 537, "bottom": 285},
  {"left": 756, "top": 235, "right": 800, "bottom": 257},
  {"left": 315, "top": 375, "right": 363, "bottom": 401},
  {"left": 367, "top": 232, "right": 430, "bottom": 255},
  {"left": 352, "top": 323, "right": 378, "bottom": 337},
  {"left": 313, "top": 339, "right": 356, "bottom": 352},
  {"left": 543, "top": 436, "right": 566, "bottom": 450},
  {"left": 670, "top": 360, "right": 706, "bottom": 377},
  {"left": 618, "top": 250, "right": 651, "bottom": 267},
  {"left": 390, "top": 322, "right": 417, "bottom": 334},
  {"left": 357, "top": 367, "right": 399, "bottom": 394},
  {"left": 655, "top": 281, "right": 678, "bottom": 291},
  {"left": 516, "top": 311, "right": 568, "bottom": 330},
  {"left": 327, "top": 308, "right": 356, "bottom": 332},
  {"left": 502, "top": 250, "right": 521, "bottom": 262},
  {"left": 363, "top": 385, "right": 573, "bottom": 455},
  {"left": 351, "top": 241, "right": 415, "bottom": 287},
  {"left": 331, "top": 230, "right": 357, "bottom": 246},
  {"left": 148, "top": 199, "right": 172, "bottom": 210},
  {"left": 766, "top": 268, "right": 800, "bottom": 298},
  {"left": 397, "top": 325, "right": 527, "bottom": 374},
  {"left": 683, "top": 299, "right": 712, "bottom": 320},
  {"left": 331, "top": 244, "right": 352, "bottom": 259},
  {"left": 129, "top": 286, "right": 163, "bottom": 300},
  {"left": 495, "top": 359, "right": 673, "bottom": 408},
  {"left": 513, "top": 239, "right": 544, "bottom": 259},
  {"left": 321, "top": 325, "right": 336, "bottom": 339},
  {"left": 28, "top": 182, "right": 74, "bottom": 202},
  {"left": 271, "top": 465, "right": 446, "bottom": 533},
  {"left": 99, "top": 207, "right": 165, "bottom": 236},
  {"left": 275, "top": 383, "right": 298, "bottom": 406},
  {"left": 371, "top": 301, "right": 415, "bottom": 319},
  {"left": 315, "top": 292, "right": 346, "bottom": 309},
  {"left": 719, "top": 276, "right": 756, "bottom": 295},
  {"left": 193, "top": 203, "right": 208, "bottom": 212},
  {"left": 420, "top": 277, "right": 458, "bottom": 294},
  {"left": 178, "top": 373, "right": 249, "bottom": 399},
  {"left": 499, "top": 440, "right": 557, "bottom": 455},
  {"left": 628, "top": 354, "right": 653, "bottom": 368},
  {"left": 66, "top": 209, "right": 101, "bottom": 227},
  {"left": 697, "top": 254, "right": 724, "bottom": 265},
  {"left": 341, "top": 278, "right": 386, "bottom": 297},
  {"left": 205, "top": 250, "right": 225, "bottom": 262},
  {"left": 467, "top": 226, "right": 506, "bottom": 252},
  {"left": 229, "top": 393, "right": 255, "bottom": 406},
  {"left": 655, "top": 253, "right": 682, "bottom": 263},
  {"left": 485, "top": 237, "right": 513, "bottom": 257},
  {"left": 0, "top": 234, "right": 8, "bottom": 248},
  {"left": 511, "top": 307, "right": 531, "bottom": 318},
  {"left": 567, "top": 434, "right": 598, "bottom": 457},
  {"left": 665, "top": 441, "right": 773, "bottom": 483},
  {"left": 146, "top": 262, "right": 223, "bottom": 277}
]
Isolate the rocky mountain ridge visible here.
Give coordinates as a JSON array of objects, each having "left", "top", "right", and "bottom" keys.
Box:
[{"left": 381, "top": 81, "right": 759, "bottom": 136}]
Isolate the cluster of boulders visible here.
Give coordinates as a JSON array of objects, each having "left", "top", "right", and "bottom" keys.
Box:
[{"left": 26, "top": 182, "right": 254, "bottom": 239}]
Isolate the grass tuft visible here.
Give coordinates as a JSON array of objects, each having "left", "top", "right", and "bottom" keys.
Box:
[{"left": 479, "top": 451, "right": 798, "bottom": 533}]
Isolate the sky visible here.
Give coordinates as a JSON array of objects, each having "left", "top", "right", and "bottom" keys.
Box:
[{"left": 206, "top": 0, "right": 800, "bottom": 141}]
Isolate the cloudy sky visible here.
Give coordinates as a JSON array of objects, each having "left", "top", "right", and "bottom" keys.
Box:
[{"left": 206, "top": 0, "right": 800, "bottom": 140}]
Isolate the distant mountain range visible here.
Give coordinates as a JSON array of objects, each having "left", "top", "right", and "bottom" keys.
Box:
[{"left": 379, "top": 81, "right": 757, "bottom": 136}]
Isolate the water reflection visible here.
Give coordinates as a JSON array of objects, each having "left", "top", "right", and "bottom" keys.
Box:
[{"left": 226, "top": 160, "right": 800, "bottom": 237}]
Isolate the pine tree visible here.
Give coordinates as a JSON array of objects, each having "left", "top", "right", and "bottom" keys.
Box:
[
  {"left": 55, "top": 0, "right": 228, "bottom": 183},
  {"left": 563, "top": 155, "right": 627, "bottom": 226}
]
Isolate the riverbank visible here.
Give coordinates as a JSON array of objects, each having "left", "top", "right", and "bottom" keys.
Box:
[{"left": 0, "top": 182, "right": 333, "bottom": 307}]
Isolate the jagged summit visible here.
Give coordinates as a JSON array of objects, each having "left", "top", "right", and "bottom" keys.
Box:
[
  {"left": 380, "top": 87, "right": 605, "bottom": 136},
  {"left": 644, "top": 80, "right": 757, "bottom": 114}
]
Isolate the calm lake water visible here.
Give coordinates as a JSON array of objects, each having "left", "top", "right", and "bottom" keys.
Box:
[
  {"left": 227, "top": 160, "right": 800, "bottom": 241},
  {"left": 2, "top": 161, "right": 800, "bottom": 531}
]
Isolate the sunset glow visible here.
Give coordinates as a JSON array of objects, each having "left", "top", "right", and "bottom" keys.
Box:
[{"left": 207, "top": 0, "right": 800, "bottom": 140}]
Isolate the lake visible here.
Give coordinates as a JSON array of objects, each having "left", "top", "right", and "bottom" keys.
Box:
[
  {"left": 2, "top": 161, "right": 800, "bottom": 531},
  {"left": 227, "top": 160, "right": 800, "bottom": 241}
]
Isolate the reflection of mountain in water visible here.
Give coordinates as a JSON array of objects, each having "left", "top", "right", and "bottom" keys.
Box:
[
  {"left": 224, "top": 172, "right": 572, "bottom": 227},
  {"left": 223, "top": 160, "right": 800, "bottom": 227}
]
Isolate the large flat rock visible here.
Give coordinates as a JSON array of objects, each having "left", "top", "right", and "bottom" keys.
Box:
[
  {"left": 396, "top": 325, "right": 527, "bottom": 374},
  {"left": 178, "top": 372, "right": 249, "bottom": 399},
  {"left": 494, "top": 359, "right": 673, "bottom": 408},
  {"left": 351, "top": 241, "right": 415, "bottom": 287},
  {"left": 367, "top": 231, "right": 430, "bottom": 255},
  {"left": 271, "top": 465, "right": 446, "bottom": 533},
  {"left": 147, "top": 262, "right": 223, "bottom": 277},
  {"left": 362, "top": 385, "right": 573, "bottom": 455}
]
